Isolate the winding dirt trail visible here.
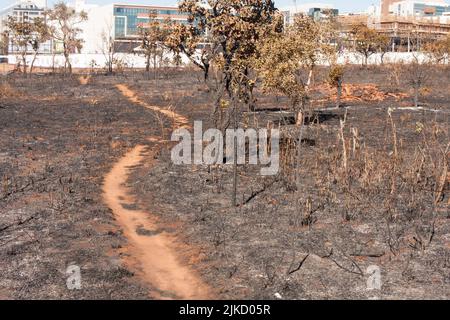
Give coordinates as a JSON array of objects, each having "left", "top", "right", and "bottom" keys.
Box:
[
  {"left": 102, "top": 84, "right": 210, "bottom": 299},
  {"left": 115, "top": 84, "right": 190, "bottom": 128}
]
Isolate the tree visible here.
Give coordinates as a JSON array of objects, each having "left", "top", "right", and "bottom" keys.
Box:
[
  {"left": 378, "top": 34, "right": 390, "bottom": 65},
  {"left": 46, "top": 2, "right": 87, "bottom": 74},
  {"left": 295, "top": 14, "right": 337, "bottom": 88},
  {"left": 351, "top": 24, "right": 388, "bottom": 66},
  {"left": 5, "top": 16, "right": 34, "bottom": 75},
  {"left": 179, "top": 1, "right": 280, "bottom": 85},
  {"left": 29, "top": 17, "right": 51, "bottom": 74},
  {"left": 137, "top": 11, "right": 172, "bottom": 78},
  {"left": 0, "top": 32, "right": 8, "bottom": 55},
  {"left": 178, "top": 0, "right": 282, "bottom": 206},
  {"left": 424, "top": 35, "right": 450, "bottom": 65},
  {"left": 405, "top": 55, "right": 430, "bottom": 108},
  {"left": 328, "top": 65, "right": 345, "bottom": 109},
  {"left": 165, "top": 17, "right": 219, "bottom": 81},
  {"left": 257, "top": 15, "right": 333, "bottom": 123},
  {"left": 257, "top": 15, "right": 340, "bottom": 190},
  {"left": 4, "top": 16, "right": 49, "bottom": 75},
  {"left": 101, "top": 22, "right": 116, "bottom": 74}
]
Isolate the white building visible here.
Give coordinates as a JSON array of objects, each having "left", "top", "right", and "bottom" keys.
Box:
[
  {"left": 0, "top": 0, "right": 49, "bottom": 54},
  {"left": 388, "top": 0, "right": 450, "bottom": 17},
  {"left": 0, "top": 0, "right": 47, "bottom": 31},
  {"left": 367, "top": 4, "right": 382, "bottom": 17},
  {"left": 69, "top": 1, "right": 188, "bottom": 54}
]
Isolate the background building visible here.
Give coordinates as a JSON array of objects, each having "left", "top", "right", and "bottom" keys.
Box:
[
  {"left": 381, "top": 0, "right": 401, "bottom": 15},
  {"left": 308, "top": 7, "right": 339, "bottom": 21},
  {"left": 112, "top": 3, "right": 188, "bottom": 51},
  {"left": 281, "top": 3, "right": 338, "bottom": 25},
  {"left": 70, "top": 1, "right": 188, "bottom": 53},
  {"left": 338, "top": 0, "right": 450, "bottom": 52},
  {"left": 389, "top": 0, "right": 450, "bottom": 17},
  {"left": 378, "top": 0, "right": 450, "bottom": 17},
  {"left": 0, "top": 0, "right": 49, "bottom": 55}
]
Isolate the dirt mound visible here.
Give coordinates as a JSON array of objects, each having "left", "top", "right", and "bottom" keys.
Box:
[{"left": 314, "top": 83, "right": 408, "bottom": 103}]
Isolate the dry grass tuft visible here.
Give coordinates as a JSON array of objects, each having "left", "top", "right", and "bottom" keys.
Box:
[{"left": 0, "top": 82, "right": 18, "bottom": 98}]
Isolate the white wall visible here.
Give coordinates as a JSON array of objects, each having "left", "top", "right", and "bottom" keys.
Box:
[
  {"left": 337, "top": 51, "right": 432, "bottom": 65},
  {"left": 7, "top": 52, "right": 191, "bottom": 69}
]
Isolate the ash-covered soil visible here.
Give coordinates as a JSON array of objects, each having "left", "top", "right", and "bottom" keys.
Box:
[
  {"left": 128, "top": 66, "right": 450, "bottom": 299},
  {"left": 1, "top": 66, "right": 449, "bottom": 300},
  {"left": 0, "top": 73, "right": 175, "bottom": 299}
]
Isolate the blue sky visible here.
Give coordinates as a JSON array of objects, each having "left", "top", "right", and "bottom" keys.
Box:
[{"left": 0, "top": 0, "right": 379, "bottom": 13}]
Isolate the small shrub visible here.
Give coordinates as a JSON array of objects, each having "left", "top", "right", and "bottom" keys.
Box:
[{"left": 0, "top": 82, "right": 17, "bottom": 98}]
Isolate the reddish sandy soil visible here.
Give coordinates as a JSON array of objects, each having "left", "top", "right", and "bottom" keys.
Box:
[{"left": 102, "top": 85, "right": 211, "bottom": 299}]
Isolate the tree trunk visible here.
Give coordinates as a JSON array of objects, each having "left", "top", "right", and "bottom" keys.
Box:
[
  {"left": 307, "top": 68, "right": 314, "bottom": 87},
  {"left": 203, "top": 63, "right": 209, "bottom": 82},
  {"left": 22, "top": 54, "right": 27, "bottom": 76},
  {"left": 108, "top": 53, "right": 113, "bottom": 74},
  {"left": 67, "top": 60, "right": 72, "bottom": 74},
  {"left": 153, "top": 54, "right": 157, "bottom": 80},
  {"left": 414, "top": 85, "right": 419, "bottom": 108},
  {"left": 232, "top": 100, "right": 238, "bottom": 207},
  {"left": 52, "top": 53, "right": 56, "bottom": 74},
  {"left": 296, "top": 111, "right": 304, "bottom": 188},
  {"left": 108, "top": 43, "right": 114, "bottom": 74},
  {"left": 336, "top": 78, "right": 342, "bottom": 109},
  {"left": 30, "top": 51, "right": 38, "bottom": 74},
  {"left": 64, "top": 51, "right": 72, "bottom": 74}
]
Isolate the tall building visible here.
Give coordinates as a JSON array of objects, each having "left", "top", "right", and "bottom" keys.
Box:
[
  {"left": 381, "top": 0, "right": 400, "bottom": 16},
  {"left": 73, "top": 2, "right": 189, "bottom": 53},
  {"left": 0, "top": 0, "right": 49, "bottom": 54},
  {"left": 113, "top": 4, "right": 188, "bottom": 39},
  {"left": 281, "top": 3, "right": 338, "bottom": 25},
  {"left": 389, "top": 0, "right": 450, "bottom": 17},
  {"left": 381, "top": 0, "right": 449, "bottom": 16},
  {"left": 0, "top": 0, "right": 46, "bottom": 24},
  {"left": 308, "top": 7, "right": 339, "bottom": 21}
]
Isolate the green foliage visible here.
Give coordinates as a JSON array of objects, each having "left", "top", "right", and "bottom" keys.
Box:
[
  {"left": 171, "top": 0, "right": 282, "bottom": 89},
  {"left": 257, "top": 15, "right": 337, "bottom": 113}
]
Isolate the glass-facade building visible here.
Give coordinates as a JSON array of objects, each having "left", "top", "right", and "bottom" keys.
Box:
[
  {"left": 113, "top": 4, "right": 188, "bottom": 39},
  {"left": 391, "top": 1, "right": 450, "bottom": 17},
  {"left": 413, "top": 3, "right": 450, "bottom": 16},
  {"left": 308, "top": 7, "right": 339, "bottom": 21}
]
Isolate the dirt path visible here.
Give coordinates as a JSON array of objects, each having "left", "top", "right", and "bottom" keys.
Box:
[
  {"left": 102, "top": 84, "right": 210, "bottom": 299},
  {"left": 78, "top": 75, "right": 91, "bottom": 85},
  {"left": 115, "top": 84, "right": 189, "bottom": 128}
]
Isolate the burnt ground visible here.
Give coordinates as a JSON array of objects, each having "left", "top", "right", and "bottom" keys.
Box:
[
  {"left": 127, "top": 66, "right": 450, "bottom": 299},
  {"left": 0, "top": 65, "right": 449, "bottom": 299},
  {"left": 0, "top": 73, "right": 175, "bottom": 299}
]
